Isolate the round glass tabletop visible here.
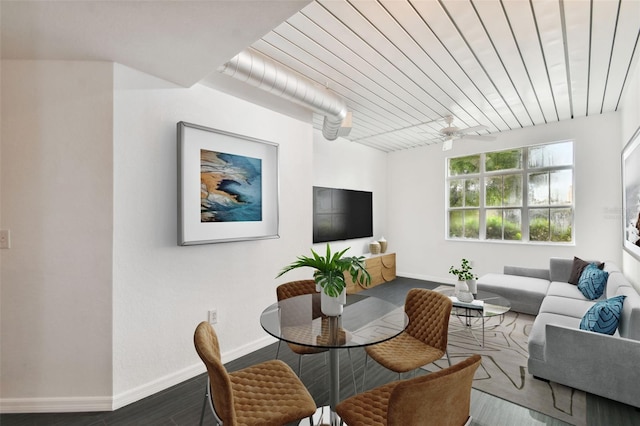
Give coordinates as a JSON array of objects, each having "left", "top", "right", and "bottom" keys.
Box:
[
  {"left": 435, "top": 286, "right": 511, "bottom": 317},
  {"left": 260, "top": 294, "right": 408, "bottom": 349}
]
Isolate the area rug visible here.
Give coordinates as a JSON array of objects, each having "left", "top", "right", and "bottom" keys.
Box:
[{"left": 423, "top": 311, "right": 586, "bottom": 426}]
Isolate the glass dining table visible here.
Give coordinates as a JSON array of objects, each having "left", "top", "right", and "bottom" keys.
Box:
[{"left": 260, "top": 292, "right": 408, "bottom": 426}]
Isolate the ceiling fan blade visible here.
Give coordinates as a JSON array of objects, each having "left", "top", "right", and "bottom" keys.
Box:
[
  {"left": 461, "top": 134, "right": 497, "bottom": 141},
  {"left": 459, "top": 125, "right": 489, "bottom": 133}
]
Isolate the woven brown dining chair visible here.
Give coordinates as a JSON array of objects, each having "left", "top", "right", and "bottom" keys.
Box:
[
  {"left": 275, "top": 279, "right": 326, "bottom": 375},
  {"left": 276, "top": 279, "right": 358, "bottom": 391},
  {"left": 362, "top": 288, "right": 453, "bottom": 389},
  {"left": 337, "top": 354, "right": 481, "bottom": 426},
  {"left": 194, "top": 321, "right": 317, "bottom": 426}
]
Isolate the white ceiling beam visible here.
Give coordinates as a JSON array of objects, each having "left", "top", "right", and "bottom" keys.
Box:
[
  {"left": 587, "top": 0, "right": 620, "bottom": 115},
  {"left": 563, "top": 0, "right": 592, "bottom": 118},
  {"left": 532, "top": 0, "right": 573, "bottom": 121}
]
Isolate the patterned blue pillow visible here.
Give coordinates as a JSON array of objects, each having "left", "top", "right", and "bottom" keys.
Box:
[
  {"left": 577, "top": 263, "right": 609, "bottom": 300},
  {"left": 580, "top": 295, "right": 626, "bottom": 335}
]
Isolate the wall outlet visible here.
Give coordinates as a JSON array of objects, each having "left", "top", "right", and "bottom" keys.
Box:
[
  {"left": 208, "top": 309, "right": 218, "bottom": 325},
  {"left": 0, "top": 230, "right": 10, "bottom": 249}
]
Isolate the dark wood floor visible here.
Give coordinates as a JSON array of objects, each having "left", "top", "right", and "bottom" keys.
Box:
[{"left": 2, "top": 277, "right": 639, "bottom": 425}]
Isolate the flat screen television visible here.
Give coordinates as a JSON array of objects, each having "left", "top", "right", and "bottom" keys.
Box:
[{"left": 313, "top": 186, "right": 373, "bottom": 243}]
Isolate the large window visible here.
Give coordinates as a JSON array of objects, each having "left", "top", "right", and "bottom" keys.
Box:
[{"left": 447, "top": 141, "right": 574, "bottom": 243}]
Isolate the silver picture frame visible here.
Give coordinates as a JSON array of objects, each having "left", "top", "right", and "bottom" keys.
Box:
[
  {"left": 177, "top": 121, "right": 279, "bottom": 245},
  {"left": 622, "top": 125, "right": 640, "bottom": 260}
]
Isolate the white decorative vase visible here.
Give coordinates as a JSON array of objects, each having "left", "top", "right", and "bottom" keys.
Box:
[
  {"left": 369, "top": 241, "right": 381, "bottom": 255},
  {"left": 455, "top": 280, "right": 474, "bottom": 302},
  {"left": 320, "top": 287, "right": 347, "bottom": 316},
  {"left": 467, "top": 279, "right": 477, "bottom": 295},
  {"left": 378, "top": 236, "right": 388, "bottom": 253}
]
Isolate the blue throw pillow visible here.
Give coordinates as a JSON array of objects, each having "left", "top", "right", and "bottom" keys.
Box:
[
  {"left": 580, "top": 295, "right": 626, "bottom": 335},
  {"left": 577, "top": 263, "right": 609, "bottom": 300}
]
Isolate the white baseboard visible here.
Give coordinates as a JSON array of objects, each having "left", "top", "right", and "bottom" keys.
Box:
[
  {"left": 397, "top": 272, "right": 453, "bottom": 285},
  {"left": 112, "top": 335, "right": 276, "bottom": 410},
  {"left": 112, "top": 363, "right": 205, "bottom": 410},
  {"left": 0, "top": 335, "right": 277, "bottom": 414},
  {"left": 0, "top": 396, "right": 113, "bottom": 413}
]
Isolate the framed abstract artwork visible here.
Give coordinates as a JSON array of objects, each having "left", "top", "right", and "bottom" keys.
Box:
[
  {"left": 623, "top": 125, "right": 640, "bottom": 260},
  {"left": 177, "top": 122, "right": 279, "bottom": 245}
]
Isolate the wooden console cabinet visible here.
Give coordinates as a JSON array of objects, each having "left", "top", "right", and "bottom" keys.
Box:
[{"left": 346, "top": 252, "right": 396, "bottom": 294}]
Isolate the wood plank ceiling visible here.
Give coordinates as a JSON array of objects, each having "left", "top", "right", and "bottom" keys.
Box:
[{"left": 231, "top": 0, "right": 640, "bottom": 152}]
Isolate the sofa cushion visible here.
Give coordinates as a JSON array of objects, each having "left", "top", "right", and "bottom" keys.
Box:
[
  {"left": 539, "top": 295, "right": 595, "bottom": 319},
  {"left": 549, "top": 258, "right": 574, "bottom": 283},
  {"left": 477, "top": 273, "right": 549, "bottom": 315},
  {"left": 504, "top": 265, "right": 550, "bottom": 281},
  {"left": 606, "top": 270, "right": 632, "bottom": 299},
  {"left": 579, "top": 295, "right": 626, "bottom": 335},
  {"left": 528, "top": 312, "right": 582, "bottom": 361},
  {"left": 603, "top": 262, "right": 621, "bottom": 274},
  {"left": 547, "top": 281, "right": 603, "bottom": 301},
  {"left": 616, "top": 284, "right": 640, "bottom": 340},
  {"left": 577, "top": 264, "right": 609, "bottom": 300},
  {"left": 568, "top": 256, "right": 604, "bottom": 284}
]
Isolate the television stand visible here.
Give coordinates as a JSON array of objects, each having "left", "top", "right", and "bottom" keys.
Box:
[{"left": 346, "top": 252, "right": 396, "bottom": 294}]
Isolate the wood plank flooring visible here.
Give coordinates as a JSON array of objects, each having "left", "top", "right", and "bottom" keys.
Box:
[{"left": 2, "top": 277, "right": 639, "bottom": 425}]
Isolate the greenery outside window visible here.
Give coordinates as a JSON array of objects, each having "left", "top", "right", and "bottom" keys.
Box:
[{"left": 447, "top": 141, "right": 574, "bottom": 244}]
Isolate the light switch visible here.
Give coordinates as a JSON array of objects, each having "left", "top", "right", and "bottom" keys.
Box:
[{"left": 0, "top": 230, "right": 10, "bottom": 249}]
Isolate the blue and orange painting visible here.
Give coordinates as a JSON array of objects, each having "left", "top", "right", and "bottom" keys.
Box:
[{"left": 200, "top": 149, "right": 262, "bottom": 222}]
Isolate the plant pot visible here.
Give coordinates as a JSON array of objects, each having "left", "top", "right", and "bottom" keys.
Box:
[
  {"left": 320, "top": 287, "right": 346, "bottom": 316},
  {"left": 455, "top": 280, "right": 474, "bottom": 302}
]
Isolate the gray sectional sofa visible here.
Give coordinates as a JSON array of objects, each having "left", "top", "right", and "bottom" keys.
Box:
[{"left": 477, "top": 258, "right": 640, "bottom": 408}]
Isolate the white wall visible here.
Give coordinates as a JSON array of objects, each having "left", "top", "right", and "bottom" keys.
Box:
[
  {"left": 1, "top": 61, "right": 114, "bottom": 409},
  {"left": 387, "top": 112, "right": 623, "bottom": 283},
  {"left": 112, "top": 66, "right": 389, "bottom": 406},
  {"left": 312, "top": 134, "right": 388, "bottom": 256},
  {"left": 112, "top": 65, "right": 318, "bottom": 405}
]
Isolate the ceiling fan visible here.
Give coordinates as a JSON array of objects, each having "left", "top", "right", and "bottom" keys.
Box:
[{"left": 439, "top": 115, "right": 496, "bottom": 151}]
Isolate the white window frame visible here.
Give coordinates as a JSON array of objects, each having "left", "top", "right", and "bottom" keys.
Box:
[{"left": 446, "top": 140, "right": 575, "bottom": 244}]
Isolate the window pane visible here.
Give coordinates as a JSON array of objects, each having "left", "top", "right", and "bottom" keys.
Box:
[
  {"left": 465, "top": 179, "right": 480, "bottom": 207},
  {"left": 550, "top": 208, "right": 572, "bottom": 242},
  {"left": 485, "top": 177, "right": 502, "bottom": 207},
  {"left": 486, "top": 209, "right": 503, "bottom": 239},
  {"left": 504, "top": 209, "right": 522, "bottom": 240},
  {"left": 449, "top": 180, "right": 463, "bottom": 207},
  {"left": 464, "top": 210, "right": 479, "bottom": 238},
  {"left": 486, "top": 175, "right": 522, "bottom": 207},
  {"left": 504, "top": 174, "right": 522, "bottom": 206},
  {"left": 550, "top": 170, "right": 573, "bottom": 205},
  {"left": 528, "top": 141, "right": 573, "bottom": 168},
  {"left": 528, "top": 172, "right": 549, "bottom": 205},
  {"left": 485, "top": 149, "right": 522, "bottom": 172},
  {"left": 449, "top": 210, "right": 479, "bottom": 239},
  {"left": 529, "top": 209, "right": 550, "bottom": 241},
  {"left": 486, "top": 209, "right": 522, "bottom": 241},
  {"left": 449, "top": 155, "right": 480, "bottom": 176},
  {"left": 449, "top": 211, "right": 463, "bottom": 238}
]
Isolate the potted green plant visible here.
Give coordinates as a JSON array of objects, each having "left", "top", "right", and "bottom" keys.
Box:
[
  {"left": 449, "top": 258, "right": 478, "bottom": 301},
  {"left": 276, "top": 244, "right": 371, "bottom": 316}
]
